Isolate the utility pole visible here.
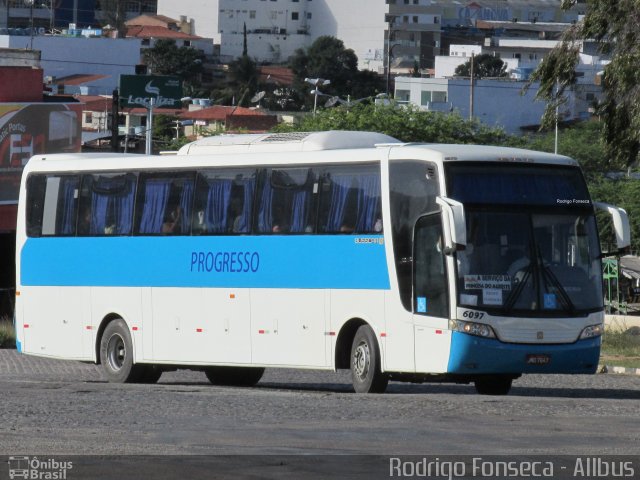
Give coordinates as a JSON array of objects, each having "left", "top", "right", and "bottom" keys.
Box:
[
  {"left": 469, "top": 52, "right": 475, "bottom": 121},
  {"left": 111, "top": 89, "right": 119, "bottom": 152}
]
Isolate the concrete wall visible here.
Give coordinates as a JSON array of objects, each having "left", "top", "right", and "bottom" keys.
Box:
[{"left": 395, "top": 76, "right": 555, "bottom": 134}]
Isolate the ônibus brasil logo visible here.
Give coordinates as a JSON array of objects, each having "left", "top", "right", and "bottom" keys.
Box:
[
  {"left": 126, "top": 81, "right": 177, "bottom": 108},
  {"left": 8, "top": 456, "right": 73, "bottom": 479}
]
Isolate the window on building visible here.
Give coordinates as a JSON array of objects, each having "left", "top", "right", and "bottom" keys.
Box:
[
  {"left": 432, "top": 91, "right": 447, "bottom": 102},
  {"left": 84, "top": 112, "right": 93, "bottom": 123},
  {"left": 514, "top": 53, "right": 521, "bottom": 59},
  {"left": 413, "top": 15, "right": 419, "bottom": 23},
  {"left": 396, "top": 89, "right": 410, "bottom": 102},
  {"left": 270, "top": 10, "right": 278, "bottom": 19},
  {"left": 307, "top": 12, "right": 312, "bottom": 19},
  {"left": 529, "top": 53, "right": 537, "bottom": 60},
  {"left": 292, "top": 11, "right": 299, "bottom": 20},
  {"left": 420, "top": 91, "right": 431, "bottom": 105},
  {"left": 403, "top": 15, "right": 409, "bottom": 23},
  {"left": 250, "top": 10, "right": 256, "bottom": 18}
]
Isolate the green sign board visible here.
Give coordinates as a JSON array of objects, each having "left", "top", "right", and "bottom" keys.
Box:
[{"left": 119, "top": 75, "right": 182, "bottom": 108}]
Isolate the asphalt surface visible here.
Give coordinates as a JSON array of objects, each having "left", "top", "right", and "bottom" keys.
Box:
[{"left": 1, "top": 349, "right": 639, "bottom": 459}]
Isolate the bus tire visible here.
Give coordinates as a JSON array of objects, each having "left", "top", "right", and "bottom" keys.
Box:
[
  {"left": 204, "top": 366, "right": 265, "bottom": 386},
  {"left": 474, "top": 376, "right": 513, "bottom": 395},
  {"left": 350, "top": 325, "right": 388, "bottom": 394},
  {"left": 99, "top": 318, "right": 144, "bottom": 383}
]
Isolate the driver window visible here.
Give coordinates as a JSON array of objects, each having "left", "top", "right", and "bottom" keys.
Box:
[{"left": 413, "top": 213, "right": 448, "bottom": 317}]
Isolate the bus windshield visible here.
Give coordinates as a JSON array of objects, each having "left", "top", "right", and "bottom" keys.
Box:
[
  {"left": 446, "top": 163, "right": 602, "bottom": 315},
  {"left": 456, "top": 210, "right": 602, "bottom": 314}
]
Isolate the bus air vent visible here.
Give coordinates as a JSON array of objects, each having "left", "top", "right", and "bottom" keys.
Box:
[{"left": 259, "top": 132, "right": 311, "bottom": 143}]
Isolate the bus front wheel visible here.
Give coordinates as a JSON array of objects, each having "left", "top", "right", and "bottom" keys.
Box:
[
  {"left": 350, "top": 325, "right": 388, "bottom": 394},
  {"left": 204, "top": 366, "right": 265, "bottom": 386},
  {"left": 99, "top": 318, "right": 144, "bottom": 383},
  {"left": 474, "top": 375, "right": 513, "bottom": 395}
]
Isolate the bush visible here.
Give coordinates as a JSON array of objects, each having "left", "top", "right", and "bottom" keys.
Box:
[{"left": 0, "top": 317, "right": 15, "bottom": 349}]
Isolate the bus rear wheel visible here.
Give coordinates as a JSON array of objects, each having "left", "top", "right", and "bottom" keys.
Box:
[
  {"left": 350, "top": 325, "right": 388, "bottom": 394},
  {"left": 99, "top": 318, "right": 145, "bottom": 383},
  {"left": 474, "top": 375, "right": 513, "bottom": 395},
  {"left": 204, "top": 366, "right": 265, "bottom": 386}
]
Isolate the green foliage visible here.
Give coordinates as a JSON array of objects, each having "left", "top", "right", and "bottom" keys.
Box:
[
  {"left": 290, "top": 36, "right": 383, "bottom": 109},
  {"left": 227, "top": 55, "right": 259, "bottom": 107},
  {"left": 527, "top": 0, "right": 640, "bottom": 168},
  {"left": 0, "top": 318, "right": 15, "bottom": 349},
  {"left": 273, "top": 102, "right": 510, "bottom": 144},
  {"left": 454, "top": 53, "right": 508, "bottom": 79},
  {"left": 521, "top": 121, "right": 625, "bottom": 179},
  {"left": 142, "top": 39, "right": 205, "bottom": 85}
]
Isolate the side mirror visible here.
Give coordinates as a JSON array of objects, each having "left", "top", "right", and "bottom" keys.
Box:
[
  {"left": 594, "top": 202, "right": 631, "bottom": 250},
  {"left": 436, "top": 196, "right": 466, "bottom": 252}
]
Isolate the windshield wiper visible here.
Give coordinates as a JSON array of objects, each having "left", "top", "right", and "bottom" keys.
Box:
[
  {"left": 503, "top": 262, "right": 533, "bottom": 311},
  {"left": 536, "top": 246, "right": 575, "bottom": 313}
]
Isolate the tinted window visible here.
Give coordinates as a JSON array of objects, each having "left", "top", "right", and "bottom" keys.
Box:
[
  {"left": 193, "top": 168, "right": 257, "bottom": 235},
  {"left": 257, "top": 167, "right": 317, "bottom": 234},
  {"left": 78, "top": 173, "right": 137, "bottom": 236},
  {"left": 389, "top": 161, "right": 440, "bottom": 311},
  {"left": 26, "top": 174, "right": 80, "bottom": 237},
  {"left": 446, "top": 163, "right": 590, "bottom": 206},
  {"left": 318, "top": 165, "right": 382, "bottom": 234},
  {"left": 414, "top": 213, "right": 448, "bottom": 317},
  {"left": 135, "top": 172, "right": 195, "bottom": 235}
]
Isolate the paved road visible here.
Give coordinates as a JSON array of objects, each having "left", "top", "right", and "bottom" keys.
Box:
[{"left": 0, "top": 349, "right": 639, "bottom": 458}]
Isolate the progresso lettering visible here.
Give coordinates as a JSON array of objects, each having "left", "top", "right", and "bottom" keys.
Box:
[{"left": 190, "top": 251, "right": 260, "bottom": 273}]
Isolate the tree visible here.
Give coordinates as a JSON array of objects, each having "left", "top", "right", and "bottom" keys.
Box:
[
  {"left": 527, "top": 0, "right": 640, "bottom": 169},
  {"left": 274, "top": 102, "right": 510, "bottom": 145},
  {"left": 227, "top": 54, "right": 258, "bottom": 107},
  {"left": 98, "top": 0, "right": 126, "bottom": 38},
  {"left": 290, "top": 36, "right": 383, "bottom": 108},
  {"left": 454, "top": 53, "right": 508, "bottom": 79},
  {"left": 142, "top": 39, "right": 204, "bottom": 85}
]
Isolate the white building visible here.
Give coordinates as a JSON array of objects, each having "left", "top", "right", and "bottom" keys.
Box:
[
  {"left": 394, "top": 76, "right": 573, "bottom": 134},
  {"left": 0, "top": 35, "right": 142, "bottom": 95},
  {"left": 157, "top": 0, "right": 387, "bottom": 69}
]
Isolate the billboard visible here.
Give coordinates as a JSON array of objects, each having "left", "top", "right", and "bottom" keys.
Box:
[
  {"left": 0, "top": 103, "right": 82, "bottom": 205},
  {"left": 119, "top": 75, "right": 183, "bottom": 108}
]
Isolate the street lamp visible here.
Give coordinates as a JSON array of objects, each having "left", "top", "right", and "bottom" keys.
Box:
[
  {"left": 385, "top": 14, "right": 399, "bottom": 97},
  {"left": 24, "top": 0, "right": 34, "bottom": 50},
  {"left": 305, "top": 77, "right": 330, "bottom": 116}
]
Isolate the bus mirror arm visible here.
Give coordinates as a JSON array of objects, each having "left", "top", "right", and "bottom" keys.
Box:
[
  {"left": 436, "top": 196, "right": 467, "bottom": 250},
  {"left": 594, "top": 202, "right": 631, "bottom": 250}
]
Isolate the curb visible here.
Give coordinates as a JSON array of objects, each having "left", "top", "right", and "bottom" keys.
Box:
[{"left": 598, "top": 364, "right": 640, "bottom": 376}]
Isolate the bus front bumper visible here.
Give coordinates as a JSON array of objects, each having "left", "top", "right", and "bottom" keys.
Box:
[{"left": 447, "top": 331, "right": 601, "bottom": 375}]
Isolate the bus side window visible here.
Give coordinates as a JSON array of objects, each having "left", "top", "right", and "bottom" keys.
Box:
[
  {"left": 26, "top": 175, "right": 46, "bottom": 237},
  {"left": 256, "top": 167, "right": 317, "bottom": 234},
  {"left": 78, "top": 173, "right": 137, "bottom": 236},
  {"left": 135, "top": 173, "right": 195, "bottom": 235},
  {"left": 317, "top": 165, "right": 382, "bottom": 234},
  {"left": 26, "top": 174, "right": 80, "bottom": 237},
  {"left": 193, "top": 168, "right": 257, "bottom": 235}
]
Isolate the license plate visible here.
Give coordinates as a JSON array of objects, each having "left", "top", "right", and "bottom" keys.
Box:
[{"left": 526, "top": 354, "right": 551, "bottom": 365}]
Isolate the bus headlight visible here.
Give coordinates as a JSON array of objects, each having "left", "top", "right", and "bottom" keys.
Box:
[
  {"left": 579, "top": 324, "right": 604, "bottom": 340},
  {"left": 450, "top": 319, "right": 496, "bottom": 339}
]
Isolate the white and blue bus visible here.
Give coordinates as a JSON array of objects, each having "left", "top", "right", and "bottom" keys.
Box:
[{"left": 14, "top": 131, "right": 630, "bottom": 394}]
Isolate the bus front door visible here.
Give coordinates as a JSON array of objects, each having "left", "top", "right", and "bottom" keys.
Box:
[{"left": 412, "top": 213, "right": 452, "bottom": 373}]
